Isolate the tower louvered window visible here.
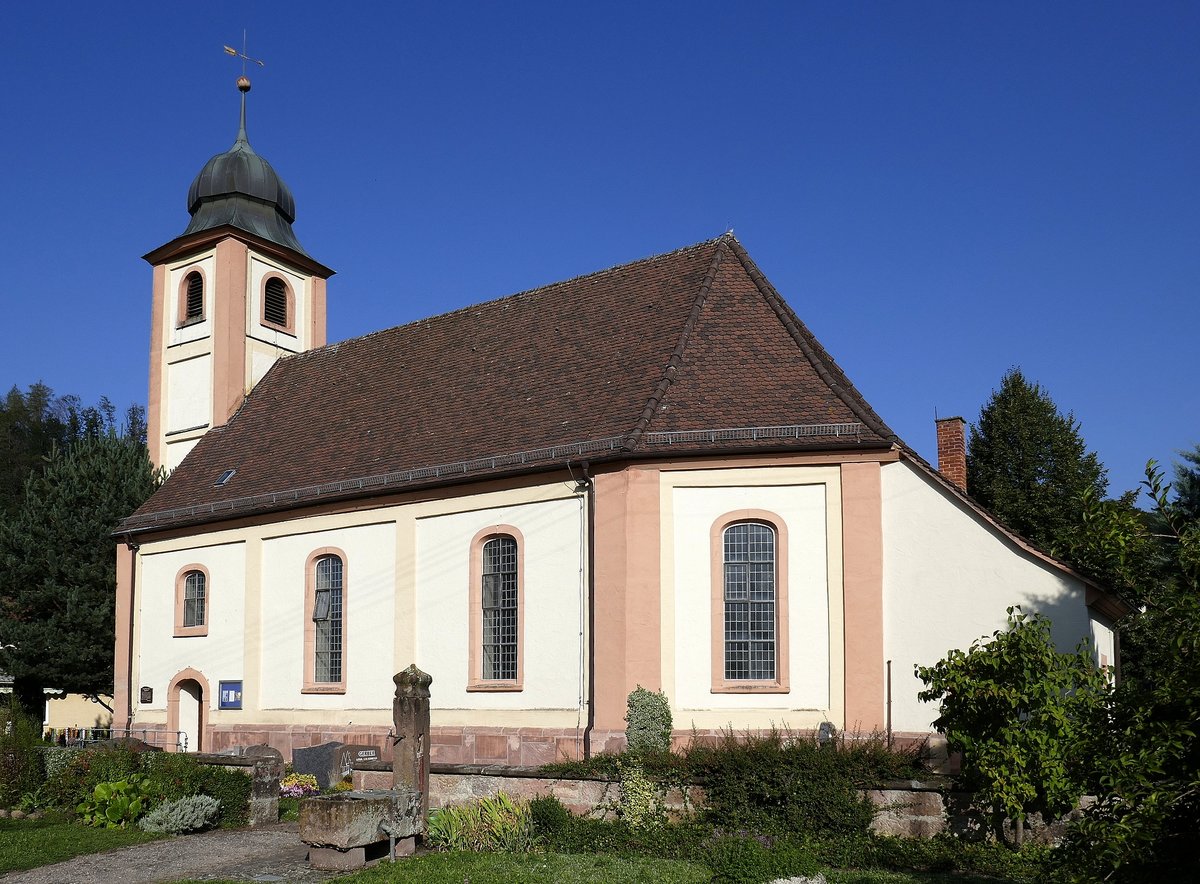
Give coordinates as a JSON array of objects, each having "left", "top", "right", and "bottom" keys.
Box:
[
  {"left": 723, "top": 522, "right": 776, "bottom": 681},
  {"left": 481, "top": 536, "right": 518, "bottom": 680},
  {"left": 264, "top": 277, "right": 289, "bottom": 327},
  {"left": 184, "top": 272, "right": 204, "bottom": 322}
]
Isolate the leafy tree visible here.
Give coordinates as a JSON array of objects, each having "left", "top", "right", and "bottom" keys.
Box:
[
  {"left": 967, "top": 368, "right": 1107, "bottom": 551},
  {"left": 916, "top": 607, "right": 1108, "bottom": 846},
  {"left": 0, "top": 425, "right": 160, "bottom": 719},
  {"left": 1057, "top": 461, "right": 1200, "bottom": 881}
]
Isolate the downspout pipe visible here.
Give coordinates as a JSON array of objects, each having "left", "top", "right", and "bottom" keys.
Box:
[{"left": 576, "top": 461, "right": 596, "bottom": 759}]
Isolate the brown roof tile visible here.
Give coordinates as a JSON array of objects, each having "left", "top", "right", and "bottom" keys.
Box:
[{"left": 124, "top": 235, "right": 895, "bottom": 532}]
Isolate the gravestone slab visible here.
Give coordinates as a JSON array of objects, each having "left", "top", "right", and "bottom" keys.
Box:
[
  {"left": 292, "top": 741, "right": 344, "bottom": 789},
  {"left": 337, "top": 744, "right": 381, "bottom": 780}
]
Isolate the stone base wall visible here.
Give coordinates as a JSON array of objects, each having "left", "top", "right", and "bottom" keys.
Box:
[{"left": 129, "top": 720, "right": 625, "bottom": 765}]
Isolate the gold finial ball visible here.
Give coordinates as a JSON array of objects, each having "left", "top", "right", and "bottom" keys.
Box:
[{"left": 237, "top": 76, "right": 252, "bottom": 93}]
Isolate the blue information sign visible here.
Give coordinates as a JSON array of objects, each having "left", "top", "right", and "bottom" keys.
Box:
[{"left": 218, "top": 680, "right": 243, "bottom": 710}]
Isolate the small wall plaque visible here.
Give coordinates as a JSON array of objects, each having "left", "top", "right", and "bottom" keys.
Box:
[
  {"left": 218, "top": 680, "right": 243, "bottom": 710},
  {"left": 139, "top": 686, "right": 153, "bottom": 704}
]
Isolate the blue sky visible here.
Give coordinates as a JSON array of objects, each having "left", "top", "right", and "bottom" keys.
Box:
[{"left": 1, "top": 2, "right": 1196, "bottom": 497}]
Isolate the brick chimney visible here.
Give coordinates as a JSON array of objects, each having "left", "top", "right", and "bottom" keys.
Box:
[{"left": 935, "top": 417, "right": 968, "bottom": 493}]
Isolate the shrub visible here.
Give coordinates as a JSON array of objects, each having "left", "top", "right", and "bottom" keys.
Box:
[
  {"left": 142, "top": 751, "right": 252, "bottom": 827},
  {"left": 704, "top": 835, "right": 820, "bottom": 884},
  {"left": 42, "top": 746, "right": 142, "bottom": 811},
  {"left": 138, "top": 794, "right": 221, "bottom": 834},
  {"left": 617, "top": 757, "right": 666, "bottom": 829},
  {"left": 0, "top": 704, "right": 47, "bottom": 807},
  {"left": 39, "top": 746, "right": 78, "bottom": 781},
  {"left": 529, "top": 795, "right": 571, "bottom": 838},
  {"left": 625, "top": 686, "right": 673, "bottom": 754},
  {"left": 426, "top": 793, "right": 535, "bottom": 852},
  {"left": 685, "top": 729, "right": 884, "bottom": 837},
  {"left": 76, "top": 774, "right": 154, "bottom": 828}
]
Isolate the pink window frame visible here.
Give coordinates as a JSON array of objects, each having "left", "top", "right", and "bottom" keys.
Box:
[
  {"left": 303, "top": 547, "right": 348, "bottom": 694},
  {"left": 259, "top": 274, "right": 296, "bottom": 335},
  {"left": 173, "top": 564, "right": 210, "bottom": 637},
  {"left": 176, "top": 268, "right": 207, "bottom": 328},
  {"left": 710, "top": 509, "right": 790, "bottom": 693},
  {"left": 467, "top": 525, "right": 525, "bottom": 692}
]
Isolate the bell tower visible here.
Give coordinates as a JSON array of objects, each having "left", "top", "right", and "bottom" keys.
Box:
[{"left": 143, "top": 74, "right": 333, "bottom": 470}]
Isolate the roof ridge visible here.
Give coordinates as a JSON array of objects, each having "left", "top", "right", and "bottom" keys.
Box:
[
  {"left": 723, "top": 238, "right": 897, "bottom": 442},
  {"left": 286, "top": 236, "right": 732, "bottom": 365},
  {"left": 624, "top": 235, "right": 733, "bottom": 450}
]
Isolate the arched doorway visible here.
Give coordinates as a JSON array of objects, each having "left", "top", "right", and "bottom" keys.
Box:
[{"left": 166, "top": 668, "right": 209, "bottom": 752}]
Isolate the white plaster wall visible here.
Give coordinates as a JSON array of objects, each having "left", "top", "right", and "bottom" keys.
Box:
[
  {"left": 135, "top": 542, "right": 247, "bottom": 714},
  {"left": 259, "top": 522, "right": 396, "bottom": 711},
  {"left": 167, "top": 253, "right": 215, "bottom": 346},
  {"left": 163, "top": 436, "right": 200, "bottom": 472},
  {"left": 882, "top": 460, "right": 1095, "bottom": 732},
  {"left": 1090, "top": 613, "right": 1116, "bottom": 670},
  {"left": 415, "top": 497, "right": 585, "bottom": 712},
  {"left": 249, "top": 344, "right": 282, "bottom": 390},
  {"left": 166, "top": 354, "right": 212, "bottom": 434},
  {"left": 671, "top": 484, "right": 830, "bottom": 713},
  {"left": 248, "top": 254, "right": 306, "bottom": 351}
]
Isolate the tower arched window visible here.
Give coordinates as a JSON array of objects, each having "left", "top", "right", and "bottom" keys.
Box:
[
  {"left": 177, "top": 270, "right": 206, "bottom": 327},
  {"left": 263, "top": 276, "right": 292, "bottom": 331}
]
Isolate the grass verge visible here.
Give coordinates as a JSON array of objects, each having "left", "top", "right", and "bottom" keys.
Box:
[
  {"left": 0, "top": 814, "right": 162, "bottom": 873},
  {"left": 339, "top": 851, "right": 712, "bottom": 883}
]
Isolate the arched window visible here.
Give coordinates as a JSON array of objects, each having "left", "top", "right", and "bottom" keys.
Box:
[
  {"left": 173, "top": 565, "right": 210, "bottom": 637},
  {"left": 468, "top": 526, "right": 524, "bottom": 691},
  {"left": 262, "top": 276, "right": 292, "bottom": 331},
  {"left": 177, "top": 270, "right": 206, "bottom": 327},
  {"left": 710, "top": 511, "right": 790, "bottom": 693},
  {"left": 304, "top": 549, "right": 347, "bottom": 692},
  {"left": 184, "top": 273, "right": 204, "bottom": 322}
]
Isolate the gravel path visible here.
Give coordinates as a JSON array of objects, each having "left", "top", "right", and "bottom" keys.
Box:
[{"left": 1, "top": 822, "right": 341, "bottom": 884}]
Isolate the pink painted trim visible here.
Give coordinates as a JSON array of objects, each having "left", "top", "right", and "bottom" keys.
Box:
[
  {"left": 311, "top": 277, "right": 327, "bottom": 347},
  {"left": 709, "top": 510, "right": 790, "bottom": 694},
  {"left": 259, "top": 273, "right": 297, "bottom": 335},
  {"left": 113, "top": 544, "right": 135, "bottom": 731},
  {"left": 166, "top": 667, "right": 210, "bottom": 753},
  {"left": 147, "top": 264, "right": 166, "bottom": 468},
  {"left": 303, "top": 547, "right": 348, "bottom": 693},
  {"left": 175, "top": 266, "right": 208, "bottom": 328},
  {"left": 841, "top": 462, "right": 885, "bottom": 730},
  {"left": 212, "top": 238, "right": 249, "bottom": 428},
  {"left": 467, "top": 525, "right": 525, "bottom": 691},
  {"left": 173, "top": 563, "right": 211, "bottom": 637}
]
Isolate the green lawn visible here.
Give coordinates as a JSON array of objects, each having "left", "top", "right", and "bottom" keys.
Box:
[{"left": 0, "top": 814, "right": 162, "bottom": 873}]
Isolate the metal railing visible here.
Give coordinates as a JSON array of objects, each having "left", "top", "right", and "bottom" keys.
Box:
[{"left": 44, "top": 727, "right": 188, "bottom": 752}]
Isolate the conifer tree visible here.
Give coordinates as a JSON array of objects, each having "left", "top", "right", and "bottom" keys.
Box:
[
  {"left": 967, "top": 368, "right": 1107, "bottom": 551},
  {"left": 0, "top": 426, "right": 160, "bottom": 716}
]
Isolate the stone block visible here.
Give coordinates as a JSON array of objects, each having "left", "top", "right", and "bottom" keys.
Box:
[
  {"left": 300, "top": 788, "right": 422, "bottom": 850},
  {"left": 308, "top": 845, "right": 366, "bottom": 872}
]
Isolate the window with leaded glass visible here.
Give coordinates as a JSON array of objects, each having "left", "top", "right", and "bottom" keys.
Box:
[
  {"left": 481, "top": 535, "right": 518, "bottom": 680},
  {"left": 183, "top": 570, "right": 206, "bottom": 627},
  {"left": 723, "top": 522, "right": 776, "bottom": 681},
  {"left": 312, "top": 554, "right": 343, "bottom": 683}
]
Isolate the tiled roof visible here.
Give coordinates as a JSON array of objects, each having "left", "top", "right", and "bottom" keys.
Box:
[{"left": 123, "top": 234, "right": 895, "bottom": 533}]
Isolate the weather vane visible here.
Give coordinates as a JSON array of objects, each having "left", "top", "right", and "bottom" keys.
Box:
[{"left": 223, "top": 30, "right": 264, "bottom": 91}]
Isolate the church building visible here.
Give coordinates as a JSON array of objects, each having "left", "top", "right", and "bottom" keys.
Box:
[{"left": 113, "top": 83, "right": 1125, "bottom": 762}]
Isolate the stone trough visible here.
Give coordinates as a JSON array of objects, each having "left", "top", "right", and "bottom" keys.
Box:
[{"left": 299, "top": 787, "right": 422, "bottom": 870}]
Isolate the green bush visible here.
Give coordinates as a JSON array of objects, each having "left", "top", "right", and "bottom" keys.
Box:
[
  {"left": 76, "top": 774, "right": 154, "bottom": 828},
  {"left": 0, "top": 705, "right": 47, "bottom": 807},
  {"left": 39, "top": 747, "right": 78, "bottom": 782},
  {"left": 617, "top": 757, "right": 666, "bottom": 829},
  {"left": 142, "top": 752, "right": 251, "bottom": 827},
  {"left": 529, "top": 795, "right": 571, "bottom": 838},
  {"left": 686, "top": 729, "right": 889, "bottom": 837},
  {"left": 704, "top": 835, "right": 820, "bottom": 884},
  {"left": 625, "top": 685, "right": 673, "bottom": 754},
  {"left": 805, "top": 832, "right": 1052, "bottom": 882},
  {"left": 138, "top": 794, "right": 221, "bottom": 834},
  {"left": 426, "top": 793, "right": 535, "bottom": 852}
]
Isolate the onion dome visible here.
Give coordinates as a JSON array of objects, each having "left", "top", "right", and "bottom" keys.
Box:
[{"left": 182, "top": 78, "right": 309, "bottom": 256}]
